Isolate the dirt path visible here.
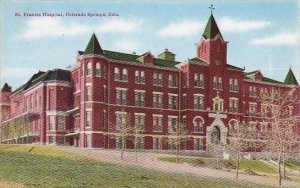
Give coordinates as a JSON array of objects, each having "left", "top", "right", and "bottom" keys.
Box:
[{"left": 58, "top": 146, "right": 300, "bottom": 187}]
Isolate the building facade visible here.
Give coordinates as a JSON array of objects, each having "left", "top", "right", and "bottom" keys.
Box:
[{"left": 1, "top": 14, "right": 299, "bottom": 152}]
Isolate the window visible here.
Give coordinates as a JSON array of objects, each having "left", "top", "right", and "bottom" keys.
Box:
[
  {"left": 193, "top": 117, "right": 204, "bottom": 133},
  {"left": 96, "top": 63, "right": 101, "bottom": 77},
  {"left": 135, "top": 70, "right": 145, "bottom": 84},
  {"left": 57, "top": 116, "right": 65, "bottom": 130},
  {"left": 135, "top": 91, "right": 145, "bottom": 107},
  {"left": 114, "top": 67, "right": 120, "bottom": 81},
  {"left": 153, "top": 115, "right": 163, "bottom": 132},
  {"left": 194, "top": 73, "right": 204, "bottom": 87},
  {"left": 87, "top": 62, "right": 92, "bottom": 76},
  {"left": 213, "top": 95, "right": 223, "bottom": 112},
  {"left": 194, "top": 94, "right": 204, "bottom": 110},
  {"left": 86, "top": 111, "right": 91, "bottom": 128},
  {"left": 135, "top": 137, "right": 144, "bottom": 150},
  {"left": 122, "top": 69, "right": 128, "bottom": 81},
  {"left": 182, "top": 94, "right": 187, "bottom": 109},
  {"left": 153, "top": 137, "right": 162, "bottom": 150},
  {"left": 229, "top": 79, "right": 238, "bottom": 92},
  {"left": 229, "top": 98, "right": 238, "bottom": 113},
  {"left": 168, "top": 75, "right": 177, "bottom": 87},
  {"left": 85, "top": 134, "right": 91, "bottom": 148},
  {"left": 249, "top": 103, "right": 257, "bottom": 116},
  {"left": 182, "top": 116, "right": 187, "bottom": 129},
  {"left": 86, "top": 85, "right": 92, "bottom": 101},
  {"left": 49, "top": 116, "right": 55, "bottom": 130},
  {"left": 249, "top": 86, "right": 256, "bottom": 97},
  {"left": 116, "top": 112, "right": 127, "bottom": 130},
  {"left": 260, "top": 123, "right": 268, "bottom": 133},
  {"left": 213, "top": 76, "right": 222, "bottom": 89},
  {"left": 261, "top": 104, "right": 267, "bottom": 117},
  {"left": 116, "top": 89, "right": 127, "bottom": 105},
  {"left": 48, "top": 136, "right": 54, "bottom": 144},
  {"left": 57, "top": 135, "right": 65, "bottom": 145},
  {"left": 153, "top": 92, "right": 163, "bottom": 108},
  {"left": 153, "top": 73, "right": 163, "bottom": 86},
  {"left": 168, "top": 94, "right": 178, "bottom": 110},
  {"left": 168, "top": 116, "right": 178, "bottom": 133},
  {"left": 218, "top": 77, "right": 222, "bottom": 89},
  {"left": 135, "top": 114, "right": 145, "bottom": 131},
  {"left": 168, "top": 138, "right": 176, "bottom": 150},
  {"left": 213, "top": 76, "right": 217, "bottom": 89},
  {"left": 194, "top": 138, "right": 204, "bottom": 150},
  {"left": 228, "top": 119, "right": 238, "bottom": 134},
  {"left": 288, "top": 106, "right": 293, "bottom": 115}
]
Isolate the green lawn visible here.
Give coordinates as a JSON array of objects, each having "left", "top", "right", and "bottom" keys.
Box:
[
  {"left": 159, "top": 156, "right": 277, "bottom": 174},
  {"left": 0, "top": 145, "right": 273, "bottom": 188},
  {"left": 285, "top": 162, "right": 300, "bottom": 171},
  {"left": 229, "top": 160, "right": 277, "bottom": 174}
]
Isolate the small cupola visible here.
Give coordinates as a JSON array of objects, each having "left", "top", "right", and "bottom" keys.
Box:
[{"left": 158, "top": 49, "right": 175, "bottom": 61}]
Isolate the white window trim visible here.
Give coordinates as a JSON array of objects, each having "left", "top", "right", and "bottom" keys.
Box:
[
  {"left": 153, "top": 91, "right": 163, "bottom": 95},
  {"left": 168, "top": 93, "right": 178, "bottom": 96},
  {"left": 134, "top": 89, "right": 146, "bottom": 93},
  {"left": 116, "top": 87, "right": 128, "bottom": 91},
  {"left": 115, "top": 111, "right": 127, "bottom": 115},
  {"left": 153, "top": 114, "right": 163, "bottom": 117},
  {"left": 168, "top": 115, "right": 178, "bottom": 119},
  {"left": 134, "top": 113, "right": 146, "bottom": 116}
]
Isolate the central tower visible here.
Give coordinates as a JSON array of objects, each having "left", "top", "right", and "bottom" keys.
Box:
[{"left": 196, "top": 13, "right": 228, "bottom": 67}]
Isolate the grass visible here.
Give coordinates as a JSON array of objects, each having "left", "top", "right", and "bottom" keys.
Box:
[
  {"left": 159, "top": 156, "right": 277, "bottom": 174},
  {"left": 285, "top": 161, "right": 300, "bottom": 171},
  {"left": 229, "top": 160, "right": 277, "bottom": 174},
  {"left": 0, "top": 144, "right": 273, "bottom": 188}
]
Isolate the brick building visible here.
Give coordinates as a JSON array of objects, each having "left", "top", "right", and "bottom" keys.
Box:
[{"left": 0, "top": 14, "right": 299, "bottom": 151}]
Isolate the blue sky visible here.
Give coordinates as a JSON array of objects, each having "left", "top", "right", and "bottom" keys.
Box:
[{"left": 0, "top": 0, "right": 299, "bottom": 90}]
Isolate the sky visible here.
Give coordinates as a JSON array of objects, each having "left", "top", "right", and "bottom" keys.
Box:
[{"left": 0, "top": 0, "right": 299, "bottom": 90}]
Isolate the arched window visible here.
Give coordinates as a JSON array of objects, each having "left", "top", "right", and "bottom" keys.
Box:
[
  {"left": 122, "top": 69, "right": 128, "bottom": 81},
  {"left": 114, "top": 67, "right": 120, "bottom": 80},
  {"left": 193, "top": 116, "right": 204, "bottom": 133},
  {"left": 87, "top": 62, "right": 92, "bottom": 76},
  {"left": 228, "top": 119, "right": 238, "bottom": 134},
  {"left": 96, "top": 63, "right": 101, "bottom": 77}
]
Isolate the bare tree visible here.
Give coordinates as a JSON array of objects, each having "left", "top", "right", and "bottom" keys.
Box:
[
  {"left": 165, "top": 122, "right": 192, "bottom": 163},
  {"left": 260, "top": 88, "right": 299, "bottom": 185},
  {"left": 106, "top": 111, "right": 136, "bottom": 160},
  {"left": 226, "top": 120, "right": 255, "bottom": 179}
]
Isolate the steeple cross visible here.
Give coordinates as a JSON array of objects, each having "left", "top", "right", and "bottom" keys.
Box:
[{"left": 209, "top": 4, "right": 215, "bottom": 14}]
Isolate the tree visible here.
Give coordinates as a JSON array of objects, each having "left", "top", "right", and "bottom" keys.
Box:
[
  {"left": 165, "top": 122, "right": 192, "bottom": 163},
  {"left": 226, "top": 120, "right": 255, "bottom": 179},
  {"left": 260, "top": 88, "right": 299, "bottom": 185}
]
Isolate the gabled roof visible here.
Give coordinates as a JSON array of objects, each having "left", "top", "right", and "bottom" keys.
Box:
[
  {"left": 284, "top": 68, "right": 298, "bottom": 85},
  {"left": 1, "top": 83, "right": 12, "bottom": 92},
  {"left": 227, "top": 64, "right": 244, "bottom": 71},
  {"left": 244, "top": 71, "right": 283, "bottom": 84},
  {"left": 202, "top": 13, "right": 224, "bottom": 40},
  {"left": 189, "top": 57, "right": 207, "bottom": 65},
  {"left": 84, "top": 34, "right": 104, "bottom": 55}
]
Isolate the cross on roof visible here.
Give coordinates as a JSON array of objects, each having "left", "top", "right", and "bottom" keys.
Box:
[{"left": 209, "top": 4, "right": 215, "bottom": 14}]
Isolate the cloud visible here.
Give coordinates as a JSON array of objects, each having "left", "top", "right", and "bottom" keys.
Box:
[
  {"left": 250, "top": 32, "right": 298, "bottom": 45},
  {"left": 17, "top": 17, "right": 142, "bottom": 39},
  {"left": 219, "top": 17, "right": 271, "bottom": 33},
  {"left": 158, "top": 20, "right": 203, "bottom": 38},
  {"left": 113, "top": 39, "right": 138, "bottom": 52}
]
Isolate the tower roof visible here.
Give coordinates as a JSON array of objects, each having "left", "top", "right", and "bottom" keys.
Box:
[
  {"left": 202, "top": 13, "right": 224, "bottom": 40},
  {"left": 1, "top": 83, "right": 12, "bottom": 92},
  {"left": 284, "top": 68, "right": 298, "bottom": 85},
  {"left": 84, "top": 33, "right": 104, "bottom": 55}
]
